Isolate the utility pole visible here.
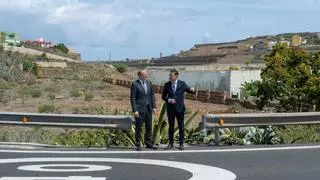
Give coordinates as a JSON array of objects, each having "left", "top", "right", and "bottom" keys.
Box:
[{"left": 109, "top": 52, "right": 111, "bottom": 61}]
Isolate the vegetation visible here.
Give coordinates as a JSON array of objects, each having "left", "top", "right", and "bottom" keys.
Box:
[
  {"left": 1, "top": 38, "right": 320, "bottom": 147},
  {"left": 242, "top": 43, "right": 320, "bottom": 111},
  {"left": 38, "top": 102, "right": 60, "bottom": 113},
  {"left": 19, "top": 84, "right": 42, "bottom": 98},
  {"left": 53, "top": 43, "right": 69, "bottom": 54},
  {"left": 70, "top": 89, "right": 82, "bottom": 97},
  {"left": 84, "top": 92, "right": 94, "bottom": 101},
  {"left": 111, "top": 63, "right": 128, "bottom": 73},
  {"left": 240, "top": 80, "right": 260, "bottom": 100},
  {"left": 22, "top": 60, "right": 38, "bottom": 75}
]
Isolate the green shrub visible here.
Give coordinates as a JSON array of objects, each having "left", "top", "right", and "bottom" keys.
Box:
[
  {"left": 53, "top": 43, "right": 69, "bottom": 54},
  {"left": 54, "top": 129, "right": 105, "bottom": 147},
  {"left": 22, "top": 60, "right": 38, "bottom": 75},
  {"left": 112, "top": 63, "right": 128, "bottom": 73},
  {"left": 70, "top": 89, "right": 81, "bottom": 97},
  {"left": 275, "top": 125, "right": 320, "bottom": 144},
  {"left": 0, "top": 82, "right": 10, "bottom": 89},
  {"left": 19, "top": 85, "right": 42, "bottom": 98},
  {"left": 229, "top": 66, "right": 240, "bottom": 71},
  {"left": 38, "top": 103, "right": 59, "bottom": 113},
  {"left": 84, "top": 92, "right": 94, "bottom": 101},
  {"left": 47, "top": 93, "right": 56, "bottom": 100},
  {"left": 0, "top": 89, "right": 9, "bottom": 104},
  {"left": 44, "top": 84, "right": 60, "bottom": 93},
  {"left": 30, "top": 89, "right": 42, "bottom": 97},
  {"left": 38, "top": 53, "right": 48, "bottom": 60}
]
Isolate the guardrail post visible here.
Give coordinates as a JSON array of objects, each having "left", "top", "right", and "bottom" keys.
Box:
[
  {"left": 106, "top": 129, "right": 112, "bottom": 148},
  {"left": 214, "top": 127, "right": 220, "bottom": 146},
  {"left": 200, "top": 115, "right": 207, "bottom": 136}
]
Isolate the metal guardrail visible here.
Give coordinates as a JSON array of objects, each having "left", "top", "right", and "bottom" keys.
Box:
[
  {"left": 0, "top": 111, "right": 133, "bottom": 129},
  {"left": 201, "top": 112, "right": 320, "bottom": 145}
]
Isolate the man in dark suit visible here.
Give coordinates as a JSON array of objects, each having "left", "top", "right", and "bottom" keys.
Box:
[
  {"left": 161, "top": 69, "right": 195, "bottom": 151},
  {"left": 130, "top": 70, "right": 157, "bottom": 151}
]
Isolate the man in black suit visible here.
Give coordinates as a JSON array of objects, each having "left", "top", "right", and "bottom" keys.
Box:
[
  {"left": 161, "top": 69, "right": 195, "bottom": 150},
  {"left": 130, "top": 70, "right": 157, "bottom": 151}
]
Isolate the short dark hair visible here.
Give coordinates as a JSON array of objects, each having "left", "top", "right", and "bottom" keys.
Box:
[
  {"left": 137, "top": 69, "right": 146, "bottom": 76},
  {"left": 170, "top": 69, "right": 179, "bottom": 76}
]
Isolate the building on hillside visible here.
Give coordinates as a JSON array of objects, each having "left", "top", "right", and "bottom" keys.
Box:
[
  {"left": 252, "top": 40, "right": 265, "bottom": 52},
  {"left": 280, "top": 40, "right": 291, "bottom": 47},
  {"left": 24, "top": 38, "right": 54, "bottom": 48},
  {"left": 302, "top": 39, "right": 307, "bottom": 45},
  {"left": 147, "top": 69, "right": 261, "bottom": 99},
  {"left": 0, "top": 32, "right": 22, "bottom": 46},
  {"left": 291, "top": 35, "right": 302, "bottom": 46},
  {"left": 268, "top": 41, "right": 277, "bottom": 50}
]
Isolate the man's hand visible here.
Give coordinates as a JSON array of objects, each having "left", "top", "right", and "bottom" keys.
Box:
[
  {"left": 190, "top": 87, "right": 195, "bottom": 93},
  {"left": 134, "top": 111, "right": 139, "bottom": 118},
  {"left": 168, "top": 99, "right": 176, "bottom": 104}
]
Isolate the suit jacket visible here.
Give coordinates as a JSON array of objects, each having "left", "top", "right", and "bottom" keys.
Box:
[
  {"left": 162, "top": 80, "right": 195, "bottom": 113},
  {"left": 130, "top": 79, "right": 156, "bottom": 113}
]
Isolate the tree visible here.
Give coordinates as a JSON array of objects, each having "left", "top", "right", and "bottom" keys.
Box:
[
  {"left": 251, "top": 43, "right": 320, "bottom": 111},
  {"left": 53, "top": 43, "right": 69, "bottom": 54}
]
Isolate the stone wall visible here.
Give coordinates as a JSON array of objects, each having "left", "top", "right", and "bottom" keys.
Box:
[
  {"left": 4, "top": 45, "right": 80, "bottom": 63},
  {"left": 24, "top": 44, "right": 81, "bottom": 60},
  {"left": 35, "top": 61, "right": 68, "bottom": 69},
  {"left": 37, "top": 68, "right": 73, "bottom": 78}
]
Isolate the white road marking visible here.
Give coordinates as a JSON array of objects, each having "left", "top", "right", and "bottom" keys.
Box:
[
  {"left": 0, "top": 158, "right": 236, "bottom": 180},
  {"left": 18, "top": 164, "right": 112, "bottom": 172},
  {"left": 0, "top": 145, "right": 320, "bottom": 154},
  {"left": 0, "top": 176, "right": 104, "bottom": 180}
]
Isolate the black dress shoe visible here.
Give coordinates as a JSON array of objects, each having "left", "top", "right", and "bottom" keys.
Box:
[
  {"left": 146, "top": 145, "right": 157, "bottom": 150},
  {"left": 165, "top": 143, "right": 174, "bottom": 150},
  {"left": 136, "top": 146, "right": 142, "bottom": 151},
  {"left": 178, "top": 144, "right": 184, "bottom": 151}
]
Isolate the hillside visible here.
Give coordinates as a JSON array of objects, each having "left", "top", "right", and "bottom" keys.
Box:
[
  {"left": 176, "top": 32, "right": 320, "bottom": 64},
  {"left": 109, "top": 32, "right": 320, "bottom": 67},
  {"left": 3, "top": 45, "right": 80, "bottom": 63},
  {"left": 1, "top": 31, "right": 81, "bottom": 62}
]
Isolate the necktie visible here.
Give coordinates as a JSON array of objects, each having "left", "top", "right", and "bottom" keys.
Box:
[
  {"left": 172, "top": 83, "right": 176, "bottom": 93},
  {"left": 142, "top": 81, "right": 147, "bottom": 94}
]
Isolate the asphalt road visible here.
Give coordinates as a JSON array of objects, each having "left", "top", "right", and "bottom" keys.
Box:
[{"left": 0, "top": 144, "right": 320, "bottom": 180}]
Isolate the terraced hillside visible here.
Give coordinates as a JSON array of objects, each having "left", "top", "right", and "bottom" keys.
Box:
[
  {"left": 3, "top": 45, "right": 80, "bottom": 63},
  {"left": 108, "top": 32, "right": 320, "bottom": 67}
]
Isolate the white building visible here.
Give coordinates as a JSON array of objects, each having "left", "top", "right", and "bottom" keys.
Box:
[
  {"left": 302, "top": 39, "right": 307, "bottom": 45},
  {"left": 280, "top": 40, "right": 291, "bottom": 47},
  {"left": 268, "top": 41, "right": 277, "bottom": 50},
  {"left": 229, "top": 70, "right": 261, "bottom": 99}
]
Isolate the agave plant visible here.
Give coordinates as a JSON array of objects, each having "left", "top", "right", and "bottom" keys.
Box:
[
  {"left": 151, "top": 101, "right": 200, "bottom": 146},
  {"left": 95, "top": 101, "right": 200, "bottom": 148},
  {"left": 152, "top": 102, "right": 168, "bottom": 145},
  {"left": 250, "top": 126, "right": 280, "bottom": 145}
]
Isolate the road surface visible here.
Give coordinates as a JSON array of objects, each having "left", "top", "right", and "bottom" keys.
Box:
[{"left": 0, "top": 144, "right": 319, "bottom": 180}]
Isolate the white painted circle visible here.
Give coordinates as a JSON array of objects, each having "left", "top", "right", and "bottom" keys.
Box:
[
  {"left": 0, "top": 158, "right": 236, "bottom": 180},
  {"left": 18, "top": 164, "right": 112, "bottom": 172}
]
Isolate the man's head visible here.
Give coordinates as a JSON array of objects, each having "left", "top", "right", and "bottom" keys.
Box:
[
  {"left": 169, "top": 69, "right": 179, "bottom": 82},
  {"left": 138, "top": 69, "right": 148, "bottom": 81}
]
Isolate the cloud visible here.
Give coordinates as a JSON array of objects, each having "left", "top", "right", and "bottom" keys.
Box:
[
  {"left": 1, "top": 0, "right": 320, "bottom": 60},
  {"left": 201, "top": 32, "right": 212, "bottom": 43}
]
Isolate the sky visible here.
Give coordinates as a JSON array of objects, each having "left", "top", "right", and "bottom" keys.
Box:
[{"left": 0, "top": 0, "right": 320, "bottom": 60}]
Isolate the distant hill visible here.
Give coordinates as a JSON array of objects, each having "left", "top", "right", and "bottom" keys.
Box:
[
  {"left": 174, "top": 32, "right": 320, "bottom": 64},
  {"left": 104, "top": 32, "right": 320, "bottom": 67}
]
